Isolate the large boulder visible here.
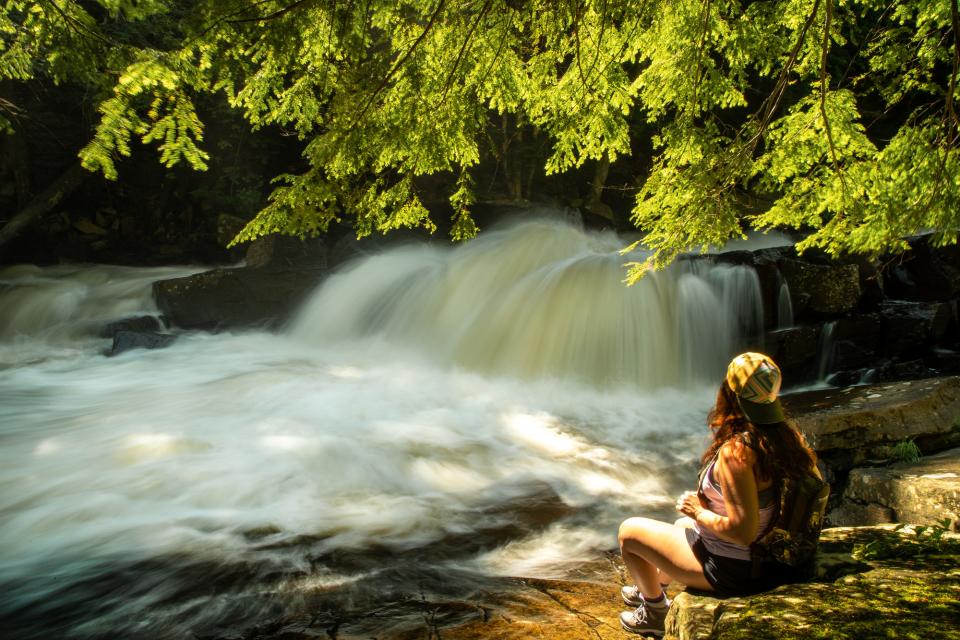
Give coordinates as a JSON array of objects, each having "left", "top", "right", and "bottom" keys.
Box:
[
  {"left": 884, "top": 235, "right": 960, "bottom": 302},
  {"left": 763, "top": 325, "right": 822, "bottom": 381},
  {"left": 244, "top": 234, "right": 328, "bottom": 269},
  {"left": 153, "top": 265, "right": 326, "bottom": 330},
  {"left": 665, "top": 526, "right": 960, "bottom": 640},
  {"left": 778, "top": 258, "right": 861, "bottom": 317},
  {"left": 153, "top": 234, "right": 329, "bottom": 330},
  {"left": 828, "top": 447, "right": 960, "bottom": 529},
  {"left": 783, "top": 376, "right": 960, "bottom": 475}
]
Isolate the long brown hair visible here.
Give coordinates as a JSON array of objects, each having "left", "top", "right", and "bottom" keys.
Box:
[{"left": 701, "top": 381, "right": 817, "bottom": 480}]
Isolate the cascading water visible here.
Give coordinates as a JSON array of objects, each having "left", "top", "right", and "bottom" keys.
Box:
[
  {"left": 0, "top": 219, "right": 766, "bottom": 639},
  {"left": 777, "top": 281, "right": 794, "bottom": 329},
  {"left": 291, "top": 221, "right": 761, "bottom": 388},
  {"left": 817, "top": 320, "right": 838, "bottom": 381}
]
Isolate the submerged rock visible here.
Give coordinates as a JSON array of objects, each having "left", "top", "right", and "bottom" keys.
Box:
[
  {"left": 98, "top": 315, "right": 165, "bottom": 337},
  {"left": 108, "top": 330, "right": 176, "bottom": 356}
]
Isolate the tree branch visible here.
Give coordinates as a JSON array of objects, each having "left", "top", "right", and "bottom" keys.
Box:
[
  {"left": 437, "top": 0, "right": 493, "bottom": 108},
  {"left": 225, "top": 0, "right": 313, "bottom": 24},
  {"left": 946, "top": 0, "right": 960, "bottom": 134},
  {"left": 43, "top": 0, "right": 114, "bottom": 46},
  {"left": 691, "top": 0, "right": 712, "bottom": 114},
  {"left": 0, "top": 161, "right": 88, "bottom": 250},
  {"left": 819, "top": 0, "right": 842, "bottom": 177},
  {"left": 348, "top": 0, "right": 446, "bottom": 132}
]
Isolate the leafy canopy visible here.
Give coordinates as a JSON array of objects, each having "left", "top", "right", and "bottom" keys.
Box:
[{"left": 2, "top": 0, "right": 958, "bottom": 277}]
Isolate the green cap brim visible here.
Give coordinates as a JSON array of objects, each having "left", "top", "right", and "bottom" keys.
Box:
[{"left": 737, "top": 396, "right": 785, "bottom": 425}]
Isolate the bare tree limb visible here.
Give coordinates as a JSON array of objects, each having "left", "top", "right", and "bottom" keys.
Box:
[{"left": 0, "top": 161, "right": 88, "bottom": 250}]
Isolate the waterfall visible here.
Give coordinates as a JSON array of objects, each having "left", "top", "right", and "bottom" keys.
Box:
[
  {"left": 0, "top": 219, "right": 770, "bottom": 638},
  {"left": 0, "top": 263, "right": 202, "bottom": 366},
  {"left": 291, "top": 220, "right": 765, "bottom": 389},
  {"left": 777, "top": 281, "right": 794, "bottom": 329},
  {"left": 817, "top": 320, "right": 837, "bottom": 381}
]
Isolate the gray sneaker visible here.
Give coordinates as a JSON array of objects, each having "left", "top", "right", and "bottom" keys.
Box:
[
  {"left": 621, "top": 584, "right": 671, "bottom": 607},
  {"left": 619, "top": 601, "right": 669, "bottom": 636},
  {"left": 621, "top": 584, "right": 644, "bottom": 607}
]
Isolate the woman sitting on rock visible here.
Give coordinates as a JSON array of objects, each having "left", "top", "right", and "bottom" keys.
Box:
[{"left": 617, "top": 352, "right": 820, "bottom": 636}]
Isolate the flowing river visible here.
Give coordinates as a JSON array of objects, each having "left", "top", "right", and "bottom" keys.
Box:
[{"left": 0, "top": 219, "right": 770, "bottom": 638}]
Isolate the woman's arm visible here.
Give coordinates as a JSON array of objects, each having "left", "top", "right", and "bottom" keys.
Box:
[{"left": 677, "top": 441, "right": 760, "bottom": 546}]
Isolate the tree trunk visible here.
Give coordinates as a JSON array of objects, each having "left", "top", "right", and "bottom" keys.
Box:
[
  {"left": 0, "top": 161, "right": 87, "bottom": 250},
  {"left": 585, "top": 153, "right": 614, "bottom": 221},
  {"left": 0, "top": 126, "right": 30, "bottom": 208}
]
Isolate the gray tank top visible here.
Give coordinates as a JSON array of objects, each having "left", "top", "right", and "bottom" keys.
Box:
[{"left": 693, "top": 459, "right": 777, "bottom": 561}]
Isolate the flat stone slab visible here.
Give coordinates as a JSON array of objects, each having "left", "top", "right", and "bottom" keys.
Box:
[
  {"left": 783, "top": 376, "right": 960, "bottom": 472},
  {"left": 665, "top": 526, "right": 960, "bottom": 640},
  {"left": 830, "top": 447, "right": 960, "bottom": 528}
]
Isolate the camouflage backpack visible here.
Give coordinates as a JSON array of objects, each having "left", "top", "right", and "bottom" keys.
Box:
[{"left": 750, "top": 470, "right": 830, "bottom": 579}]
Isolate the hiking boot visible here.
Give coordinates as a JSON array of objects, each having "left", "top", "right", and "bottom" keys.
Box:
[
  {"left": 621, "top": 584, "right": 644, "bottom": 607},
  {"left": 621, "top": 584, "right": 671, "bottom": 607},
  {"left": 619, "top": 601, "right": 669, "bottom": 637}
]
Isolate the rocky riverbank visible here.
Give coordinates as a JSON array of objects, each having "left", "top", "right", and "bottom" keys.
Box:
[{"left": 230, "top": 376, "right": 959, "bottom": 640}]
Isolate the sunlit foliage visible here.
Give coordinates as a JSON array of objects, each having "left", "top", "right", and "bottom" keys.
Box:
[{"left": 2, "top": 1, "right": 957, "bottom": 275}]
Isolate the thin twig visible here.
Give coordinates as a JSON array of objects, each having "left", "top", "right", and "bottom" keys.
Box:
[
  {"left": 44, "top": 0, "right": 114, "bottom": 46},
  {"left": 437, "top": 0, "right": 493, "bottom": 107},
  {"left": 946, "top": 0, "right": 960, "bottom": 132},
  {"left": 819, "top": 0, "right": 843, "bottom": 177},
  {"left": 691, "top": 0, "right": 713, "bottom": 114},
  {"left": 348, "top": 0, "right": 446, "bottom": 132},
  {"left": 226, "top": 0, "right": 312, "bottom": 24}
]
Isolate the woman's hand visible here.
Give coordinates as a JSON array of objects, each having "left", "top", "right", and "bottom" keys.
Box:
[{"left": 676, "top": 490, "right": 705, "bottom": 520}]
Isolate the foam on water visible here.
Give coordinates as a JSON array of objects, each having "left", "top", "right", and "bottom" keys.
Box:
[{"left": 0, "top": 219, "right": 764, "bottom": 637}]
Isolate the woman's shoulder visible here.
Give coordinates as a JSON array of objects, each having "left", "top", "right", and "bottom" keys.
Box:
[{"left": 717, "top": 437, "right": 758, "bottom": 470}]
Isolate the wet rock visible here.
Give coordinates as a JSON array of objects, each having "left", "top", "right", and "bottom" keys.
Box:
[
  {"left": 388, "top": 576, "right": 627, "bottom": 640},
  {"left": 825, "top": 368, "right": 876, "bottom": 388},
  {"left": 764, "top": 325, "right": 821, "bottom": 381},
  {"left": 244, "top": 234, "right": 327, "bottom": 269},
  {"left": 98, "top": 315, "right": 164, "bottom": 338},
  {"left": 153, "top": 265, "right": 326, "bottom": 330},
  {"left": 851, "top": 256, "right": 885, "bottom": 311},
  {"left": 108, "top": 330, "right": 176, "bottom": 356},
  {"left": 883, "top": 358, "right": 935, "bottom": 381},
  {"left": 879, "top": 301, "right": 951, "bottom": 358},
  {"left": 217, "top": 214, "right": 248, "bottom": 247},
  {"left": 783, "top": 376, "right": 960, "bottom": 474},
  {"left": 832, "top": 313, "right": 882, "bottom": 370},
  {"left": 778, "top": 258, "right": 861, "bottom": 317},
  {"left": 829, "top": 448, "right": 960, "bottom": 529},
  {"left": 928, "top": 349, "right": 960, "bottom": 376},
  {"left": 884, "top": 236, "right": 960, "bottom": 302},
  {"left": 317, "top": 527, "right": 960, "bottom": 640}
]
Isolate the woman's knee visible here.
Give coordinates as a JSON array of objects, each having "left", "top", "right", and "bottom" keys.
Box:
[{"left": 618, "top": 516, "right": 658, "bottom": 547}]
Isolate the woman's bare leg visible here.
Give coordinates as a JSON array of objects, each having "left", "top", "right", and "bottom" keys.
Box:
[
  {"left": 656, "top": 517, "right": 696, "bottom": 586},
  {"left": 618, "top": 517, "right": 712, "bottom": 598}
]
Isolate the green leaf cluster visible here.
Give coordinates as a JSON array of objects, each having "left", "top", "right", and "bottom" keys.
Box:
[{"left": 3, "top": 0, "right": 958, "bottom": 265}]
